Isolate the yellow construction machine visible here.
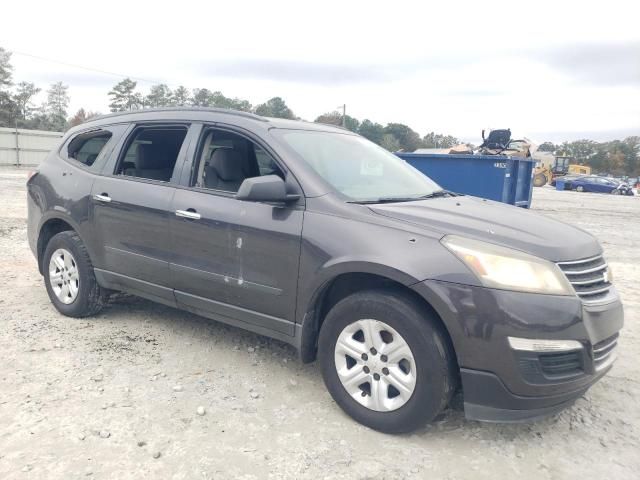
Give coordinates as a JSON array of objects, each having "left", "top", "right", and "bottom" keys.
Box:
[{"left": 533, "top": 156, "right": 591, "bottom": 187}]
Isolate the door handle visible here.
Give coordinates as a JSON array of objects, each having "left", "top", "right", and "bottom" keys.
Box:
[
  {"left": 93, "top": 193, "right": 112, "bottom": 203},
  {"left": 175, "top": 209, "right": 201, "bottom": 220}
]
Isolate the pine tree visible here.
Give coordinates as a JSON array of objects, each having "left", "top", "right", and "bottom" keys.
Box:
[{"left": 108, "top": 78, "right": 141, "bottom": 112}]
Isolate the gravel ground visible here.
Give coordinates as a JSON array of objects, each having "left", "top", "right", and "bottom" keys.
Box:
[{"left": 0, "top": 166, "right": 638, "bottom": 480}]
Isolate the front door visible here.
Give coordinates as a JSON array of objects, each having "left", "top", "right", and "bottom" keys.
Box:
[{"left": 168, "top": 127, "right": 303, "bottom": 336}]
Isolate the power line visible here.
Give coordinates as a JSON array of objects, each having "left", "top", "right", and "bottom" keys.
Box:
[{"left": 11, "top": 50, "right": 169, "bottom": 86}]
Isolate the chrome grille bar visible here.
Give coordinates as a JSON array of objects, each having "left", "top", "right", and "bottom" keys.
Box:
[
  {"left": 556, "top": 255, "right": 602, "bottom": 265},
  {"left": 593, "top": 337, "right": 618, "bottom": 354},
  {"left": 561, "top": 264, "right": 607, "bottom": 276},
  {"left": 593, "top": 333, "right": 618, "bottom": 371},
  {"left": 556, "top": 254, "right": 611, "bottom": 301}
]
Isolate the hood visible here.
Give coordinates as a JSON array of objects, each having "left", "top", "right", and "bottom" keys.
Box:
[{"left": 369, "top": 196, "right": 601, "bottom": 262}]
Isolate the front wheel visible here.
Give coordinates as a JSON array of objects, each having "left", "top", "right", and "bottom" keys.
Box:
[
  {"left": 533, "top": 173, "right": 547, "bottom": 187},
  {"left": 318, "top": 290, "right": 456, "bottom": 433},
  {"left": 43, "top": 231, "right": 105, "bottom": 317}
]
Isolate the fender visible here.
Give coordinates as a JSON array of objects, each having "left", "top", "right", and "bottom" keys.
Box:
[
  {"left": 296, "top": 258, "right": 420, "bottom": 325},
  {"left": 294, "top": 258, "right": 424, "bottom": 362},
  {"left": 35, "top": 210, "right": 95, "bottom": 274}
]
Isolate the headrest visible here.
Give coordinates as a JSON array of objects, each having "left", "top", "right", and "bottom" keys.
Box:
[
  {"left": 137, "top": 143, "right": 171, "bottom": 169},
  {"left": 209, "top": 148, "right": 244, "bottom": 181}
]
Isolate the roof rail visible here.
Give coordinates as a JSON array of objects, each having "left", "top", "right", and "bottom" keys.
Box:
[
  {"left": 85, "top": 106, "right": 268, "bottom": 124},
  {"left": 311, "top": 121, "right": 350, "bottom": 132}
]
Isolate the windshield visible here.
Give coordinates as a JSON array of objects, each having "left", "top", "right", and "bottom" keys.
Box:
[{"left": 274, "top": 130, "right": 442, "bottom": 202}]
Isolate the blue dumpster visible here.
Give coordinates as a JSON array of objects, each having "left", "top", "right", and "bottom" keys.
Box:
[{"left": 395, "top": 153, "right": 535, "bottom": 208}]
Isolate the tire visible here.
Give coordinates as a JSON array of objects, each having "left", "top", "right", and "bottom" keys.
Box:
[
  {"left": 611, "top": 189, "right": 620, "bottom": 195},
  {"left": 318, "top": 289, "right": 456, "bottom": 433},
  {"left": 43, "top": 231, "right": 105, "bottom": 317},
  {"left": 533, "top": 173, "right": 547, "bottom": 187},
  {"left": 576, "top": 185, "right": 584, "bottom": 192}
]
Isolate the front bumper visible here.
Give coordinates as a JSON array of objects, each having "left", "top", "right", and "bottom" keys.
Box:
[
  {"left": 460, "top": 364, "right": 611, "bottom": 422},
  {"left": 411, "top": 280, "right": 624, "bottom": 422}
]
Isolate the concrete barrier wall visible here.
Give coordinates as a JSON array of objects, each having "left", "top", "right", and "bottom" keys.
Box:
[{"left": 0, "top": 127, "right": 64, "bottom": 166}]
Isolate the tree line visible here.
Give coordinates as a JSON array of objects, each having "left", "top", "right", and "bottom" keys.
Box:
[
  {"left": 0, "top": 46, "right": 463, "bottom": 152},
  {"left": 0, "top": 48, "right": 71, "bottom": 131},
  {"left": 1, "top": 46, "right": 637, "bottom": 173},
  {"left": 538, "top": 139, "right": 640, "bottom": 176},
  {"left": 105, "top": 77, "right": 461, "bottom": 152}
]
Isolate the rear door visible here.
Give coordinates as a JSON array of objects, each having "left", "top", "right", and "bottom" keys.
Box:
[
  {"left": 168, "top": 125, "right": 304, "bottom": 336},
  {"left": 50, "top": 125, "right": 128, "bottom": 261},
  {"left": 90, "top": 123, "right": 195, "bottom": 305}
]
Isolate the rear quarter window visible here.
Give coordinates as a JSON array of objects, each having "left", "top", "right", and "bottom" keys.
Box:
[{"left": 63, "top": 130, "right": 113, "bottom": 169}]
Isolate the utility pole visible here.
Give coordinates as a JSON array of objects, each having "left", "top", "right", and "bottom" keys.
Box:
[{"left": 338, "top": 104, "right": 346, "bottom": 128}]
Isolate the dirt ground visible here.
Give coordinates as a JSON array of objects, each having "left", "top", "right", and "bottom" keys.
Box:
[{"left": 0, "top": 166, "right": 638, "bottom": 480}]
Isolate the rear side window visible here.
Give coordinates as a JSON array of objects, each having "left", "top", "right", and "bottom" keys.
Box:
[
  {"left": 115, "top": 126, "right": 187, "bottom": 182},
  {"left": 66, "top": 131, "right": 112, "bottom": 167}
]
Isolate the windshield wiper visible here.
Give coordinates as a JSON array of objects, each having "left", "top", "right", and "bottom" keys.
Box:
[
  {"left": 418, "top": 190, "right": 452, "bottom": 199},
  {"left": 349, "top": 197, "right": 421, "bottom": 204},
  {"left": 349, "top": 190, "right": 452, "bottom": 204}
]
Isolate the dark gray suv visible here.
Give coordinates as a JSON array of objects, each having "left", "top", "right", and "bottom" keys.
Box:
[{"left": 27, "top": 108, "right": 623, "bottom": 433}]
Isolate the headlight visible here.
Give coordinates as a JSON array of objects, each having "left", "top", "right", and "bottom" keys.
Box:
[{"left": 442, "top": 235, "right": 574, "bottom": 295}]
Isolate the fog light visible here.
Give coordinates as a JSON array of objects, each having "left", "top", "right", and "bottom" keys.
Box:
[{"left": 508, "top": 337, "right": 583, "bottom": 352}]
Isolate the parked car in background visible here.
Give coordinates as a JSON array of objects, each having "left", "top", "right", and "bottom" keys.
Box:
[
  {"left": 570, "top": 176, "right": 634, "bottom": 195},
  {"left": 27, "top": 108, "right": 624, "bottom": 433},
  {"left": 551, "top": 174, "right": 582, "bottom": 188}
]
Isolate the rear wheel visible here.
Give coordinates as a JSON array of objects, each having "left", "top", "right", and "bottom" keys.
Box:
[
  {"left": 576, "top": 185, "right": 585, "bottom": 192},
  {"left": 611, "top": 188, "right": 620, "bottom": 195},
  {"left": 318, "top": 290, "right": 456, "bottom": 433},
  {"left": 43, "top": 231, "right": 105, "bottom": 317}
]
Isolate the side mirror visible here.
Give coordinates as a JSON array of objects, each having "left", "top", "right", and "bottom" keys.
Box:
[{"left": 236, "top": 175, "right": 300, "bottom": 203}]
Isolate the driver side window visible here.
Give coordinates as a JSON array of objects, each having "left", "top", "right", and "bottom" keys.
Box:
[{"left": 193, "top": 129, "right": 283, "bottom": 193}]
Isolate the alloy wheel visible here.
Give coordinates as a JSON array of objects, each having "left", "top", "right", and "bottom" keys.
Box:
[
  {"left": 48, "top": 248, "right": 80, "bottom": 304},
  {"left": 334, "top": 319, "right": 417, "bottom": 412}
]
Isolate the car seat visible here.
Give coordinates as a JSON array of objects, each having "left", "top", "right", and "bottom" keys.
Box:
[
  {"left": 124, "top": 143, "right": 174, "bottom": 181},
  {"left": 204, "top": 148, "right": 246, "bottom": 191}
]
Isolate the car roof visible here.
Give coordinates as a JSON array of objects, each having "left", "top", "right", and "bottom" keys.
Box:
[
  {"left": 77, "top": 107, "right": 352, "bottom": 135},
  {"left": 581, "top": 175, "right": 616, "bottom": 181}
]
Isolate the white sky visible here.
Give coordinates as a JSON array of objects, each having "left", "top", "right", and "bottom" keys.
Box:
[{"left": 2, "top": 0, "right": 639, "bottom": 143}]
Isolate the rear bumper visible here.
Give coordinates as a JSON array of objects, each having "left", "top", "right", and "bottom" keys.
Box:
[
  {"left": 27, "top": 188, "right": 39, "bottom": 259},
  {"left": 411, "top": 280, "right": 624, "bottom": 423}
]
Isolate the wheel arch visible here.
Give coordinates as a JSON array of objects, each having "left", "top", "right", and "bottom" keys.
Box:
[
  {"left": 296, "top": 269, "right": 458, "bottom": 368},
  {"left": 36, "top": 214, "right": 85, "bottom": 275}
]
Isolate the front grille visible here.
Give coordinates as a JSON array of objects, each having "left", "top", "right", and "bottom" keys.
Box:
[
  {"left": 593, "top": 333, "right": 618, "bottom": 371},
  {"left": 557, "top": 255, "right": 612, "bottom": 301},
  {"left": 539, "top": 351, "right": 583, "bottom": 377}
]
